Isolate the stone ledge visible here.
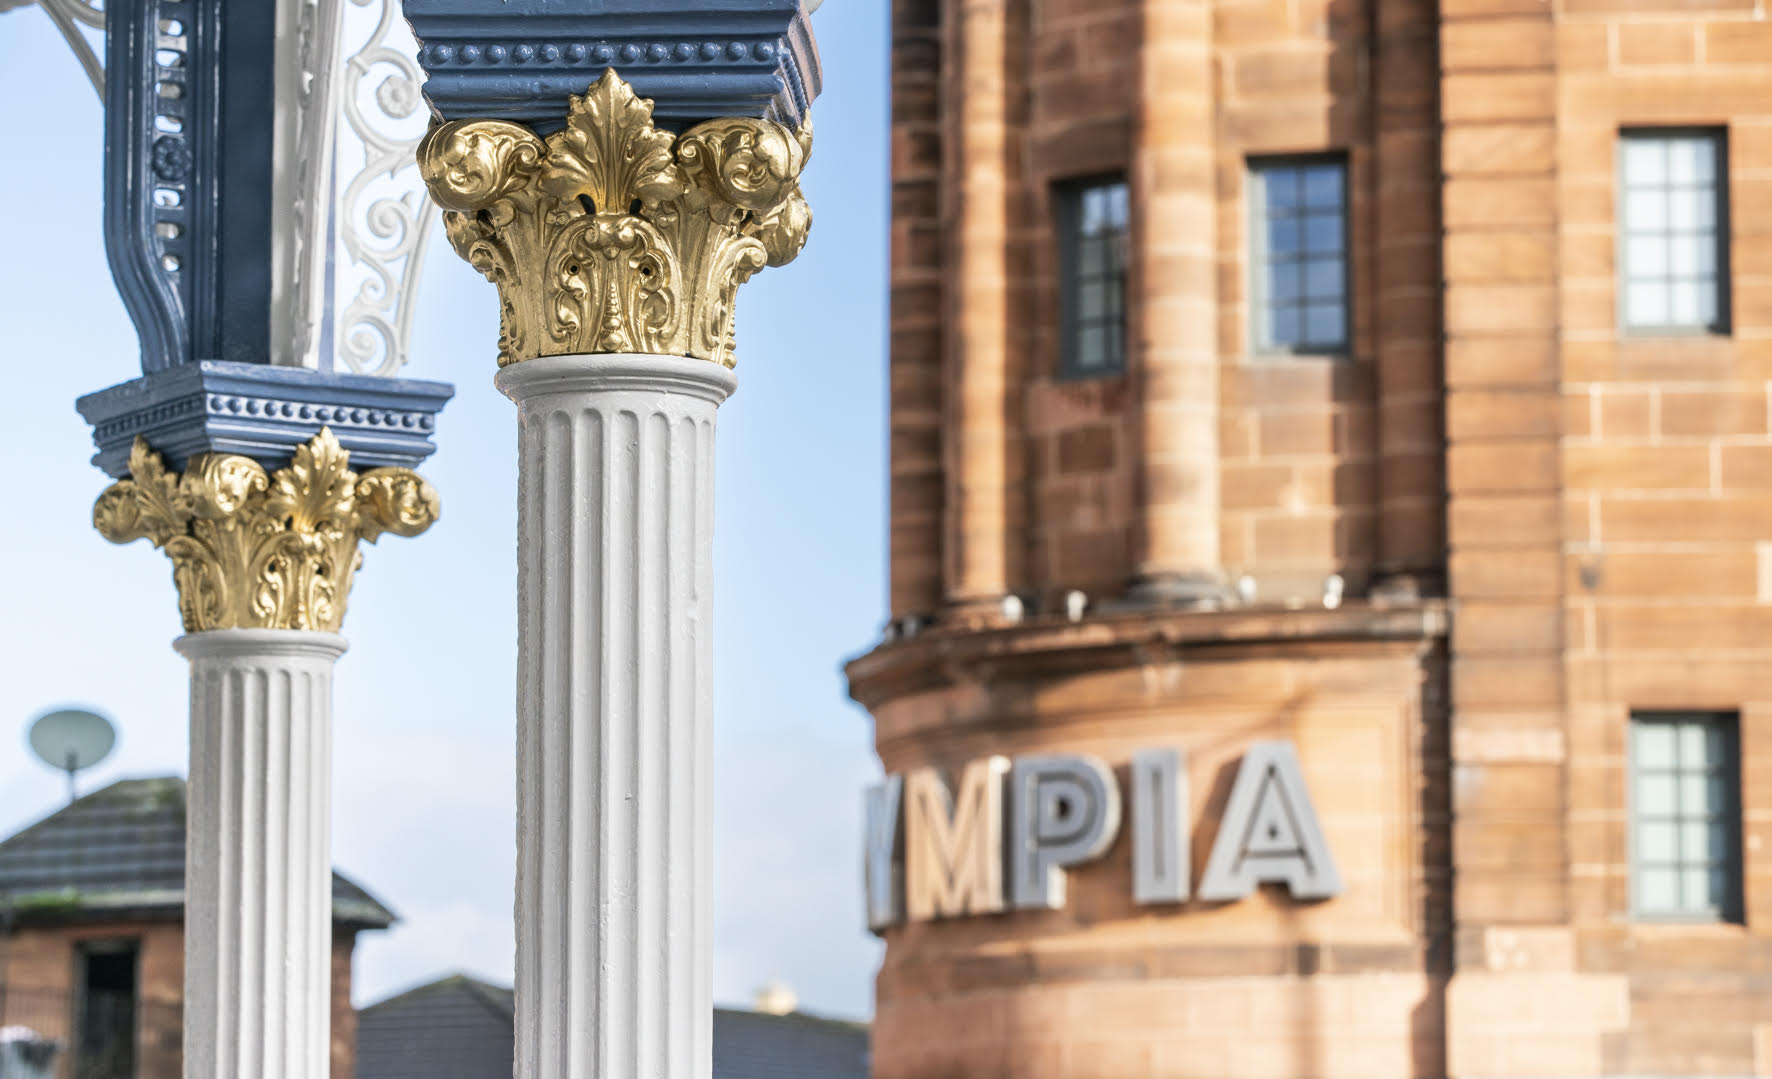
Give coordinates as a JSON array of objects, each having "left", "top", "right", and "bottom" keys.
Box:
[{"left": 847, "top": 600, "right": 1450, "bottom": 709}]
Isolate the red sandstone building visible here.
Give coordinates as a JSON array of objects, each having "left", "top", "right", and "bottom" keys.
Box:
[
  {"left": 846, "top": 1, "right": 1772, "bottom": 1076},
  {"left": 0, "top": 779, "right": 387, "bottom": 1079}
]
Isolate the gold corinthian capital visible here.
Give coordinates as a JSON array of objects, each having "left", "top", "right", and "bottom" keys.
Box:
[
  {"left": 93, "top": 428, "right": 440, "bottom": 634},
  {"left": 416, "top": 68, "right": 813, "bottom": 369}
]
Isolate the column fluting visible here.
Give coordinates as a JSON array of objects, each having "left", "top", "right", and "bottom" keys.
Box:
[
  {"left": 177, "top": 629, "right": 346, "bottom": 1079},
  {"left": 497, "top": 353, "right": 733, "bottom": 1079}
]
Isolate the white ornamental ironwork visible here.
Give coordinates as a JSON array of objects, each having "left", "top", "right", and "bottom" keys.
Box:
[{"left": 331, "top": 0, "right": 434, "bottom": 377}]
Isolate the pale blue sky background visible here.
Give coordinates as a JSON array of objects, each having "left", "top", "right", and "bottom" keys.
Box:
[{"left": 0, "top": 3, "right": 888, "bottom": 1018}]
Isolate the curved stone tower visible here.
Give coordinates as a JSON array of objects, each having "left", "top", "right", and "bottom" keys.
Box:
[{"left": 848, "top": 0, "right": 1772, "bottom": 1075}]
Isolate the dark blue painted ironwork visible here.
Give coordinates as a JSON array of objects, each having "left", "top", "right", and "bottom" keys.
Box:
[
  {"left": 90, "top": 0, "right": 454, "bottom": 476},
  {"left": 403, "top": 0, "right": 821, "bottom": 131},
  {"left": 77, "top": 362, "right": 454, "bottom": 478},
  {"left": 104, "top": 0, "right": 277, "bottom": 372}
]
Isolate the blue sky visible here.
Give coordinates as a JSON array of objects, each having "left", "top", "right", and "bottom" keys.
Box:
[{"left": 0, "top": 3, "right": 887, "bottom": 1017}]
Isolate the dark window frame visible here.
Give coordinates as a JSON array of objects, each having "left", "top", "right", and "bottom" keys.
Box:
[
  {"left": 70, "top": 937, "right": 141, "bottom": 1079},
  {"left": 1628, "top": 710, "right": 1744, "bottom": 924},
  {"left": 1616, "top": 127, "right": 1732, "bottom": 338},
  {"left": 1054, "top": 174, "right": 1130, "bottom": 380},
  {"left": 1247, "top": 153, "right": 1353, "bottom": 358}
]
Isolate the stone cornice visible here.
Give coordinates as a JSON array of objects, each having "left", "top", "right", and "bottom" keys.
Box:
[{"left": 844, "top": 601, "right": 1452, "bottom": 711}]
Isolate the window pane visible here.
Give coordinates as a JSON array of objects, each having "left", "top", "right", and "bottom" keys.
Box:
[
  {"left": 1081, "top": 188, "right": 1109, "bottom": 231},
  {"left": 1686, "top": 281, "right": 1715, "bottom": 324},
  {"left": 1669, "top": 281, "right": 1704, "bottom": 325},
  {"left": 1638, "top": 867, "right": 1679, "bottom": 912},
  {"left": 1270, "top": 263, "right": 1302, "bottom": 303},
  {"left": 1621, "top": 133, "right": 1725, "bottom": 333},
  {"left": 1080, "top": 238, "right": 1105, "bottom": 276},
  {"left": 1266, "top": 171, "right": 1302, "bottom": 211},
  {"left": 1631, "top": 712, "right": 1740, "bottom": 920},
  {"left": 1627, "top": 190, "right": 1669, "bottom": 231},
  {"left": 1077, "top": 326, "right": 1104, "bottom": 371},
  {"left": 1303, "top": 166, "right": 1342, "bottom": 209},
  {"left": 1679, "top": 719, "right": 1708, "bottom": 761},
  {"left": 1303, "top": 214, "right": 1340, "bottom": 255},
  {"left": 1305, "top": 258, "right": 1344, "bottom": 299},
  {"left": 1709, "top": 867, "right": 1732, "bottom": 909},
  {"left": 1628, "top": 235, "right": 1670, "bottom": 278},
  {"left": 1637, "top": 773, "right": 1677, "bottom": 815},
  {"left": 1680, "top": 774, "right": 1727, "bottom": 816},
  {"left": 1252, "top": 159, "right": 1347, "bottom": 353},
  {"left": 1269, "top": 218, "right": 1301, "bottom": 256},
  {"left": 1669, "top": 138, "right": 1715, "bottom": 185},
  {"left": 1061, "top": 179, "right": 1128, "bottom": 376},
  {"left": 1304, "top": 303, "right": 1344, "bottom": 345},
  {"left": 1669, "top": 234, "right": 1715, "bottom": 278},
  {"left": 1670, "top": 189, "right": 1714, "bottom": 231},
  {"left": 1681, "top": 867, "right": 1713, "bottom": 910},
  {"left": 1269, "top": 307, "right": 1302, "bottom": 348},
  {"left": 1081, "top": 281, "right": 1106, "bottom": 319},
  {"left": 1676, "top": 820, "right": 1704, "bottom": 860},
  {"left": 1635, "top": 723, "right": 1676, "bottom": 764},
  {"left": 1639, "top": 821, "right": 1677, "bottom": 862},
  {"left": 1627, "top": 283, "right": 1670, "bottom": 326},
  {"left": 1625, "top": 139, "right": 1668, "bottom": 185}
]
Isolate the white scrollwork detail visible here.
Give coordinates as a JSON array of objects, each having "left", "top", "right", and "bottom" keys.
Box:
[{"left": 332, "top": 0, "right": 435, "bottom": 376}]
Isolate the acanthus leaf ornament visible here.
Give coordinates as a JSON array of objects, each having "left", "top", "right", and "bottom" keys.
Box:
[
  {"left": 93, "top": 429, "right": 441, "bottom": 633},
  {"left": 417, "top": 69, "right": 813, "bottom": 369}
]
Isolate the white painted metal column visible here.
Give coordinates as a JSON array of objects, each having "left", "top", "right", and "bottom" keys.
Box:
[
  {"left": 497, "top": 353, "right": 733, "bottom": 1079},
  {"left": 176, "top": 629, "right": 345, "bottom": 1079}
]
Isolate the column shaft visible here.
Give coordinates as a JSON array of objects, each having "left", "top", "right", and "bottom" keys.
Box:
[
  {"left": 178, "top": 629, "right": 346, "bottom": 1079},
  {"left": 1130, "top": 0, "right": 1222, "bottom": 600},
  {"left": 496, "top": 354, "right": 733, "bottom": 1079},
  {"left": 944, "top": 0, "right": 1010, "bottom": 608}
]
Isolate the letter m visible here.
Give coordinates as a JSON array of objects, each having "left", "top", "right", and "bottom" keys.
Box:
[{"left": 904, "top": 757, "right": 1010, "bottom": 921}]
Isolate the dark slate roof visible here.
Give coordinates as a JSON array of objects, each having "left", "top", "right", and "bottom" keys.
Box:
[
  {"left": 356, "top": 975, "right": 870, "bottom": 1079},
  {"left": 0, "top": 777, "right": 395, "bottom": 929},
  {"left": 711, "top": 1007, "right": 871, "bottom": 1079},
  {"left": 356, "top": 975, "right": 515, "bottom": 1079}
]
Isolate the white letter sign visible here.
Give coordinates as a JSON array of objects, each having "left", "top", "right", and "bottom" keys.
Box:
[
  {"left": 1131, "top": 748, "right": 1190, "bottom": 905},
  {"left": 1007, "top": 754, "right": 1121, "bottom": 910},
  {"left": 1197, "top": 741, "right": 1343, "bottom": 902},
  {"left": 864, "top": 776, "right": 904, "bottom": 931},
  {"left": 904, "top": 757, "right": 1010, "bottom": 921},
  {"left": 866, "top": 740, "right": 1342, "bottom": 928}
]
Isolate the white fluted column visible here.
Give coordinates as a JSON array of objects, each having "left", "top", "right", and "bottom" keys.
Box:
[
  {"left": 175, "top": 629, "right": 345, "bottom": 1079},
  {"left": 497, "top": 353, "right": 733, "bottom": 1079}
]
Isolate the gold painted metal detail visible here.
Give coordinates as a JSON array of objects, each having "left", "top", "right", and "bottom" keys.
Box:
[
  {"left": 93, "top": 428, "right": 440, "bottom": 633},
  {"left": 416, "top": 68, "right": 813, "bottom": 368}
]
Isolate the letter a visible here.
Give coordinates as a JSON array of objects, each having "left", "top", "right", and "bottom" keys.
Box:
[{"left": 1198, "top": 741, "right": 1343, "bottom": 902}]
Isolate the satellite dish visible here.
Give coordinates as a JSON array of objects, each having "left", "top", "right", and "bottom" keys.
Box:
[{"left": 28, "top": 708, "right": 116, "bottom": 803}]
